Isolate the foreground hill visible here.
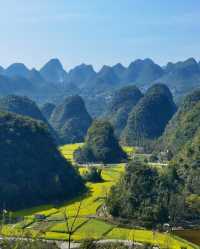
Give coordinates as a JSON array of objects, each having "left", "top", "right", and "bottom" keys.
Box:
[
  {"left": 173, "top": 130, "right": 200, "bottom": 198},
  {"left": 107, "top": 155, "right": 200, "bottom": 227},
  {"left": 159, "top": 89, "right": 200, "bottom": 155},
  {"left": 0, "top": 111, "right": 84, "bottom": 210},
  {"left": 74, "top": 120, "right": 127, "bottom": 164},
  {"left": 107, "top": 85, "right": 143, "bottom": 136},
  {"left": 50, "top": 95, "right": 92, "bottom": 144},
  {"left": 121, "top": 84, "right": 176, "bottom": 147},
  {"left": 0, "top": 95, "right": 58, "bottom": 142}
]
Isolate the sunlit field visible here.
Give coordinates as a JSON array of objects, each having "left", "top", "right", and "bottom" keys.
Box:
[
  {"left": 0, "top": 143, "right": 198, "bottom": 249},
  {"left": 59, "top": 143, "right": 136, "bottom": 162},
  {"left": 59, "top": 143, "right": 83, "bottom": 162}
]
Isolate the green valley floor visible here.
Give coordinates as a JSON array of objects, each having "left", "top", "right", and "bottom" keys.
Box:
[{"left": 1, "top": 144, "right": 199, "bottom": 249}]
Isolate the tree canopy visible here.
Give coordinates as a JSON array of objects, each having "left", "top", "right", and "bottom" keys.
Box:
[
  {"left": 121, "top": 84, "right": 176, "bottom": 147},
  {"left": 107, "top": 85, "right": 143, "bottom": 137},
  {"left": 0, "top": 111, "right": 84, "bottom": 210},
  {"left": 50, "top": 95, "right": 92, "bottom": 144},
  {"left": 74, "top": 120, "right": 127, "bottom": 164}
]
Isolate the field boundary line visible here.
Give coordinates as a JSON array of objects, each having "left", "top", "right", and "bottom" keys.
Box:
[{"left": 170, "top": 234, "right": 200, "bottom": 249}]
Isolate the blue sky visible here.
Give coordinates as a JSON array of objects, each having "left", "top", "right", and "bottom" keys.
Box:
[{"left": 0, "top": 0, "right": 200, "bottom": 71}]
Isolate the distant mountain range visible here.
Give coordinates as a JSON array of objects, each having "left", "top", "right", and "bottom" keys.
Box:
[{"left": 1, "top": 57, "right": 200, "bottom": 116}]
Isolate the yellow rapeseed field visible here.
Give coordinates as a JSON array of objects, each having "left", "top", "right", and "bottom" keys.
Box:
[{"left": 1, "top": 143, "right": 198, "bottom": 249}]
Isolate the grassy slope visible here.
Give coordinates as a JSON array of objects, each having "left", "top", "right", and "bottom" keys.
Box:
[{"left": 1, "top": 143, "right": 199, "bottom": 249}]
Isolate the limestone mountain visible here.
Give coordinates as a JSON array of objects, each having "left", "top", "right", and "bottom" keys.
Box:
[
  {"left": 0, "top": 95, "right": 58, "bottom": 142},
  {"left": 158, "top": 58, "right": 200, "bottom": 98},
  {"left": 158, "top": 89, "right": 200, "bottom": 155},
  {"left": 28, "top": 68, "right": 46, "bottom": 85},
  {"left": 0, "top": 111, "right": 84, "bottom": 210},
  {"left": 107, "top": 85, "right": 143, "bottom": 136},
  {"left": 4, "top": 63, "right": 30, "bottom": 78},
  {"left": 0, "top": 66, "right": 4, "bottom": 74},
  {"left": 68, "top": 64, "right": 96, "bottom": 87},
  {"left": 74, "top": 120, "right": 127, "bottom": 164},
  {"left": 0, "top": 75, "right": 34, "bottom": 97},
  {"left": 122, "top": 59, "right": 164, "bottom": 86},
  {"left": 41, "top": 102, "right": 56, "bottom": 120},
  {"left": 85, "top": 65, "right": 120, "bottom": 93},
  {"left": 1, "top": 57, "right": 200, "bottom": 117},
  {"left": 122, "top": 84, "right": 176, "bottom": 147},
  {"left": 40, "top": 58, "right": 67, "bottom": 84},
  {"left": 50, "top": 95, "right": 92, "bottom": 144},
  {"left": 0, "top": 75, "right": 17, "bottom": 95},
  {"left": 112, "top": 63, "right": 126, "bottom": 80}
]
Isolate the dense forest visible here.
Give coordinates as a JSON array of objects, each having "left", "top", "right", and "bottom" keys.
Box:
[
  {"left": 158, "top": 89, "right": 200, "bottom": 155},
  {"left": 0, "top": 111, "right": 84, "bottom": 210},
  {"left": 107, "top": 89, "right": 200, "bottom": 228},
  {"left": 121, "top": 84, "right": 176, "bottom": 148},
  {"left": 107, "top": 85, "right": 143, "bottom": 137},
  {"left": 74, "top": 120, "right": 127, "bottom": 164},
  {"left": 0, "top": 95, "right": 58, "bottom": 142},
  {"left": 50, "top": 95, "right": 92, "bottom": 144},
  {"left": 107, "top": 159, "right": 181, "bottom": 227}
]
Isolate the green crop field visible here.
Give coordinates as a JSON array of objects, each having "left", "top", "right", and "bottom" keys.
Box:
[
  {"left": 71, "top": 219, "right": 114, "bottom": 240},
  {"left": 1, "top": 143, "right": 199, "bottom": 249},
  {"left": 49, "top": 218, "right": 89, "bottom": 233}
]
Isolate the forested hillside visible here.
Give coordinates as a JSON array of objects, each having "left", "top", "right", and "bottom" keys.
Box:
[
  {"left": 0, "top": 111, "right": 84, "bottom": 210},
  {"left": 0, "top": 95, "right": 58, "bottom": 142},
  {"left": 158, "top": 89, "right": 200, "bottom": 155},
  {"left": 121, "top": 84, "right": 176, "bottom": 147},
  {"left": 107, "top": 89, "right": 200, "bottom": 228},
  {"left": 107, "top": 85, "right": 143, "bottom": 136},
  {"left": 74, "top": 120, "right": 127, "bottom": 164},
  {"left": 50, "top": 95, "right": 92, "bottom": 144}
]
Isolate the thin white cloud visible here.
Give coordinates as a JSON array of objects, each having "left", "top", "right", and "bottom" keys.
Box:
[{"left": 14, "top": 12, "right": 88, "bottom": 24}]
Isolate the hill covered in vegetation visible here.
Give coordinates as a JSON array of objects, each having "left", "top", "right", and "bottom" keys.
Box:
[
  {"left": 50, "top": 95, "right": 92, "bottom": 144},
  {"left": 107, "top": 86, "right": 143, "bottom": 136},
  {"left": 107, "top": 156, "right": 200, "bottom": 227},
  {"left": 121, "top": 84, "right": 176, "bottom": 148},
  {"left": 108, "top": 88, "right": 200, "bottom": 227},
  {"left": 107, "top": 159, "right": 181, "bottom": 227},
  {"left": 173, "top": 130, "right": 200, "bottom": 199},
  {"left": 0, "top": 111, "right": 84, "bottom": 210},
  {"left": 74, "top": 120, "right": 127, "bottom": 164},
  {"left": 158, "top": 89, "right": 200, "bottom": 156},
  {"left": 0, "top": 95, "right": 58, "bottom": 142}
]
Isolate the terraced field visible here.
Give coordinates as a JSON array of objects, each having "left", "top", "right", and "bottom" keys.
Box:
[{"left": 1, "top": 144, "right": 199, "bottom": 249}]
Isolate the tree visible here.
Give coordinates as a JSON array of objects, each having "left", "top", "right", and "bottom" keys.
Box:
[
  {"left": 63, "top": 202, "right": 82, "bottom": 249},
  {"left": 82, "top": 167, "right": 103, "bottom": 182}
]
